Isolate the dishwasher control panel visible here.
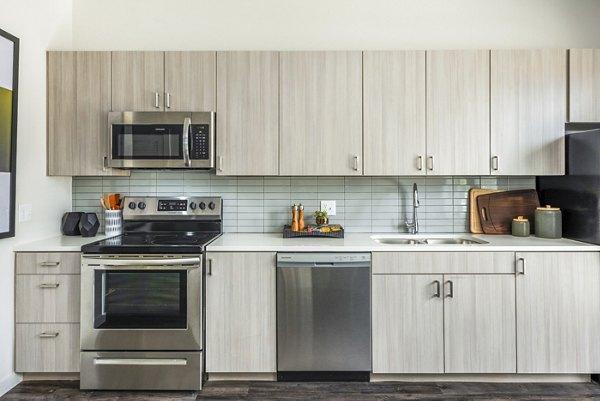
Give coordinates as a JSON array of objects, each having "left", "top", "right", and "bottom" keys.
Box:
[{"left": 277, "top": 253, "right": 371, "bottom": 265}]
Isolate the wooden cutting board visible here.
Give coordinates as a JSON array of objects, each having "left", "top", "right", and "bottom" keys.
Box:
[
  {"left": 469, "top": 188, "right": 503, "bottom": 233},
  {"left": 477, "top": 189, "right": 540, "bottom": 234}
]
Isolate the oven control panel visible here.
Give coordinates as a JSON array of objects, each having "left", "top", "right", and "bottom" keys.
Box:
[{"left": 123, "top": 196, "right": 222, "bottom": 220}]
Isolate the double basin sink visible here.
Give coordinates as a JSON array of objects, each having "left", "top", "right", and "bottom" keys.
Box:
[{"left": 371, "top": 235, "right": 488, "bottom": 246}]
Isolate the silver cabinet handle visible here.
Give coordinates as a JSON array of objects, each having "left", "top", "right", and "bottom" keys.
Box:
[
  {"left": 166, "top": 92, "right": 171, "bottom": 109},
  {"left": 433, "top": 280, "right": 441, "bottom": 298},
  {"left": 417, "top": 156, "right": 423, "bottom": 171},
  {"left": 154, "top": 92, "right": 160, "bottom": 109},
  {"left": 353, "top": 155, "right": 360, "bottom": 171},
  {"left": 217, "top": 156, "right": 224, "bottom": 172},
  {"left": 428, "top": 155, "right": 434, "bottom": 171},
  {"left": 446, "top": 280, "right": 454, "bottom": 298},
  {"left": 518, "top": 257, "right": 526, "bottom": 275},
  {"left": 39, "top": 283, "right": 60, "bottom": 289},
  {"left": 103, "top": 156, "right": 109, "bottom": 172},
  {"left": 39, "top": 332, "right": 59, "bottom": 338},
  {"left": 207, "top": 258, "right": 213, "bottom": 275},
  {"left": 94, "top": 358, "right": 187, "bottom": 366},
  {"left": 182, "top": 117, "right": 191, "bottom": 167},
  {"left": 492, "top": 155, "right": 499, "bottom": 171},
  {"left": 39, "top": 262, "right": 60, "bottom": 267},
  {"left": 84, "top": 256, "right": 200, "bottom": 267}
]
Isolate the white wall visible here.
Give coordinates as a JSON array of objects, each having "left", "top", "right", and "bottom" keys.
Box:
[
  {"left": 72, "top": 0, "right": 600, "bottom": 50},
  {"left": 0, "top": 0, "right": 72, "bottom": 395}
]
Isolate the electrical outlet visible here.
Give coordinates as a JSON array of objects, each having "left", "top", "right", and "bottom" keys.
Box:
[
  {"left": 320, "top": 200, "right": 336, "bottom": 216},
  {"left": 18, "top": 203, "right": 32, "bottom": 222}
]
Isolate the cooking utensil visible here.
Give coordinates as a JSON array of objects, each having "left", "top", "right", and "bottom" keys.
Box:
[
  {"left": 108, "top": 194, "right": 117, "bottom": 210},
  {"left": 477, "top": 189, "right": 540, "bottom": 234},
  {"left": 469, "top": 188, "right": 504, "bottom": 233}
]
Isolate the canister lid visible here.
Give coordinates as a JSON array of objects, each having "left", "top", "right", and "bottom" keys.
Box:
[
  {"left": 536, "top": 205, "right": 560, "bottom": 211},
  {"left": 513, "top": 216, "right": 529, "bottom": 222}
]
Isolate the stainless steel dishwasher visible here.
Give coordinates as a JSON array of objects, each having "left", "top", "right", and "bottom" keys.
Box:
[{"left": 277, "top": 253, "right": 371, "bottom": 381}]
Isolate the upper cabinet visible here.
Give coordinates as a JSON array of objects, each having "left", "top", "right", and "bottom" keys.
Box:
[
  {"left": 363, "top": 51, "right": 426, "bottom": 176},
  {"left": 164, "top": 51, "right": 216, "bottom": 112},
  {"left": 570, "top": 49, "right": 600, "bottom": 122},
  {"left": 111, "top": 51, "right": 165, "bottom": 111},
  {"left": 47, "top": 51, "right": 128, "bottom": 176},
  {"left": 426, "top": 50, "right": 490, "bottom": 176},
  {"left": 490, "top": 49, "right": 567, "bottom": 175},
  {"left": 279, "top": 51, "right": 363, "bottom": 176},
  {"left": 216, "top": 52, "right": 279, "bottom": 176}
]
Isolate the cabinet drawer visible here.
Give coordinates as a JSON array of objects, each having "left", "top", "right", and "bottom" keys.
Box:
[
  {"left": 16, "top": 252, "right": 81, "bottom": 275},
  {"left": 372, "top": 252, "right": 515, "bottom": 274},
  {"left": 16, "top": 275, "right": 80, "bottom": 323},
  {"left": 16, "top": 323, "right": 80, "bottom": 372}
]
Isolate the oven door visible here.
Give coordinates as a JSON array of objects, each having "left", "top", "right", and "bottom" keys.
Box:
[{"left": 81, "top": 255, "right": 201, "bottom": 351}]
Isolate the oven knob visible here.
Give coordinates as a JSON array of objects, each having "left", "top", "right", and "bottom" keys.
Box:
[
  {"left": 209, "top": 201, "right": 216, "bottom": 210},
  {"left": 138, "top": 202, "right": 146, "bottom": 210},
  {"left": 128, "top": 202, "right": 136, "bottom": 210},
  {"left": 190, "top": 202, "right": 197, "bottom": 210},
  {"left": 199, "top": 202, "right": 206, "bottom": 210}
]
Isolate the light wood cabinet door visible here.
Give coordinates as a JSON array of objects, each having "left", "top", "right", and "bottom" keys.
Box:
[
  {"left": 444, "top": 274, "right": 516, "bottom": 373},
  {"left": 216, "top": 52, "right": 279, "bottom": 175},
  {"left": 372, "top": 274, "right": 444, "bottom": 373},
  {"left": 47, "top": 52, "right": 127, "bottom": 176},
  {"left": 205, "top": 252, "right": 276, "bottom": 373},
  {"left": 491, "top": 49, "right": 567, "bottom": 175},
  {"left": 16, "top": 275, "right": 80, "bottom": 323},
  {"left": 165, "top": 51, "right": 216, "bottom": 112},
  {"left": 570, "top": 49, "right": 600, "bottom": 122},
  {"left": 280, "top": 51, "right": 363, "bottom": 175},
  {"left": 112, "top": 51, "right": 164, "bottom": 111},
  {"left": 16, "top": 323, "right": 80, "bottom": 372},
  {"left": 16, "top": 252, "right": 81, "bottom": 275},
  {"left": 363, "top": 51, "right": 426, "bottom": 175},
  {"left": 426, "top": 50, "right": 490, "bottom": 175},
  {"left": 516, "top": 252, "right": 600, "bottom": 373}
]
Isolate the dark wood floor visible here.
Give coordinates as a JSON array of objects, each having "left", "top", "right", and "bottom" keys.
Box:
[{"left": 4, "top": 380, "right": 600, "bottom": 400}]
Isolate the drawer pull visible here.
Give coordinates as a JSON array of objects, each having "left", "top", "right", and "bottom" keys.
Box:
[
  {"left": 94, "top": 358, "right": 187, "bottom": 366},
  {"left": 39, "top": 332, "right": 59, "bottom": 338},
  {"left": 39, "top": 283, "right": 60, "bottom": 289},
  {"left": 39, "top": 262, "right": 60, "bottom": 267}
]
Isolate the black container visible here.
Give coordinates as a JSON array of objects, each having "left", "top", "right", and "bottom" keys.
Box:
[
  {"left": 78, "top": 213, "right": 100, "bottom": 237},
  {"left": 61, "top": 212, "right": 83, "bottom": 236}
]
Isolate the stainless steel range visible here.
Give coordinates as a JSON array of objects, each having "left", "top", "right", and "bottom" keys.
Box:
[{"left": 79, "top": 196, "right": 222, "bottom": 391}]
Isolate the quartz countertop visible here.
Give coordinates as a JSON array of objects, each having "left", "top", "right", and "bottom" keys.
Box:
[{"left": 13, "top": 235, "right": 109, "bottom": 252}]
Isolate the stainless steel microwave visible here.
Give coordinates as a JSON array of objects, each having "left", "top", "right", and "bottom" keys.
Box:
[{"left": 108, "top": 112, "right": 215, "bottom": 169}]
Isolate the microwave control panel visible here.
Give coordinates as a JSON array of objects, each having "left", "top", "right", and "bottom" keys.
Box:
[{"left": 191, "top": 125, "right": 210, "bottom": 160}]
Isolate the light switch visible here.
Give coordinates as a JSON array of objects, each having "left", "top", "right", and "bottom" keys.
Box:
[{"left": 18, "top": 203, "right": 32, "bottom": 222}]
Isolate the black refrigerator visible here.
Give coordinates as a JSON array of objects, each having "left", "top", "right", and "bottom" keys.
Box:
[{"left": 537, "top": 123, "right": 600, "bottom": 245}]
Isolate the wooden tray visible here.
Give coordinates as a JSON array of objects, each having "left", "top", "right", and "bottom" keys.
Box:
[
  {"left": 283, "top": 225, "right": 344, "bottom": 238},
  {"left": 469, "top": 188, "right": 504, "bottom": 233}
]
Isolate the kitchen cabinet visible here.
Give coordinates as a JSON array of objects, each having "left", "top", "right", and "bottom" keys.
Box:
[
  {"left": 570, "top": 49, "right": 600, "bottom": 122},
  {"left": 490, "top": 49, "right": 567, "bottom": 175},
  {"left": 279, "top": 51, "right": 363, "bottom": 175},
  {"left": 205, "top": 252, "right": 276, "bottom": 373},
  {"left": 164, "top": 51, "right": 216, "bottom": 112},
  {"left": 372, "top": 252, "right": 516, "bottom": 374},
  {"left": 47, "top": 52, "right": 127, "bottom": 176},
  {"left": 216, "top": 52, "right": 279, "bottom": 175},
  {"left": 426, "top": 50, "right": 490, "bottom": 175},
  {"left": 15, "top": 252, "right": 81, "bottom": 373},
  {"left": 111, "top": 51, "right": 165, "bottom": 111},
  {"left": 363, "top": 51, "right": 426, "bottom": 175},
  {"left": 516, "top": 252, "right": 600, "bottom": 373}
]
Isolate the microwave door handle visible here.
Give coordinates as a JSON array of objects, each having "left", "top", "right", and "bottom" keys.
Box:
[{"left": 183, "top": 117, "right": 192, "bottom": 167}]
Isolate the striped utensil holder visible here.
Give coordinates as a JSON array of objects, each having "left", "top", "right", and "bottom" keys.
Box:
[{"left": 104, "top": 210, "right": 122, "bottom": 236}]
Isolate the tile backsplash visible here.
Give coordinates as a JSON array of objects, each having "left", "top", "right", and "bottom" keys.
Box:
[{"left": 72, "top": 172, "right": 535, "bottom": 233}]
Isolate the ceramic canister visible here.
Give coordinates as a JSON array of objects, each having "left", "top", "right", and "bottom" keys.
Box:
[
  {"left": 511, "top": 216, "right": 530, "bottom": 237},
  {"left": 534, "top": 205, "right": 562, "bottom": 239}
]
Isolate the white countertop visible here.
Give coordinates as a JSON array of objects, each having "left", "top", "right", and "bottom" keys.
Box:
[
  {"left": 13, "top": 234, "right": 109, "bottom": 252},
  {"left": 206, "top": 233, "right": 600, "bottom": 252}
]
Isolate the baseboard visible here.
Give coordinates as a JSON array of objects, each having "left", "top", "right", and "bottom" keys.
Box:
[
  {"left": 0, "top": 373, "right": 22, "bottom": 397},
  {"left": 208, "top": 373, "right": 276, "bottom": 381},
  {"left": 370, "top": 374, "right": 591, "bottom": 383},
  {"left": 22, "top": 373, "right": 79, "bottom": 381}
]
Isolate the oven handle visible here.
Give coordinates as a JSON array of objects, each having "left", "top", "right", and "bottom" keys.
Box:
[
  {"left": 84, "top": 257, "right": 200, "bottom": 268},
  {"left": 94, "top": 358, "right": 187, "bottom": 366},
  {"left": 183, "top": 117, "right": 191, "bottom": 167}
]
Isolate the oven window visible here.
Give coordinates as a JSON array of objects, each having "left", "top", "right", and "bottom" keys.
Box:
[
  {"left": 94, "top": 270, "right": 187, "bottom": 329},
  {"left": 112, "top": 124, "right": 183, "bottom": 159}
]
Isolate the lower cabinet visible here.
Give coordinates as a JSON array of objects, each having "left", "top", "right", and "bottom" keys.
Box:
[
  {"left": 372, "top": 252, "right": 516, "bottom": 374},
  {"left": 16, "top": 324, "right": 79, "bottom": 372},
  {"left": 205, "top": 252, "right": 276, "bottom": 373},
  {"left": 516, "top": 252, "right": 600, "bottom": 373}
]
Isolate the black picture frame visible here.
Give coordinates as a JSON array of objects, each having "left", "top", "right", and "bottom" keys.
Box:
[{"left": 0, "top": 28, "right": 19, "bottom": 239}]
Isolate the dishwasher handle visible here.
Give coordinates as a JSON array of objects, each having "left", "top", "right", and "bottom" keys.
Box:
[{"left": 277, "top": 262, "right": 371, "bottom": 268}]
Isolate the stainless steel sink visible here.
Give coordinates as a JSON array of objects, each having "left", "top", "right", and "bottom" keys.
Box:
[{"left": 371, "top": 236, "right": 488, "bottom": 245}]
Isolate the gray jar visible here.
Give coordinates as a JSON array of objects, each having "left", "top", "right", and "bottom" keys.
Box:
[
  {"left": 512, "top": 216, "right": 530, "bottom": 237},
  {"left": 535, "top": 205, "right": 562, "bottom": 239}
]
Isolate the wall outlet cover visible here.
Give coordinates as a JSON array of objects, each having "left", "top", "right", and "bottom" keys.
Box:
[
  {"left": 18, "top": 203, "right": 32, "bottom": 222},
  {"left": 320, "top": 200, "right": 336, "bottom": 216}
]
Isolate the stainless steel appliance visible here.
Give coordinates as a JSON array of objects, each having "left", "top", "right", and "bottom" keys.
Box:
[
  {"left": 80, "top": 196, "right": 222, "bottom": 390},
  {"left": 276, "top": 253, "right": 371, "bottom": 381},
  {"left": 108, "top": 112, "right": 215, "bottom": 169}
]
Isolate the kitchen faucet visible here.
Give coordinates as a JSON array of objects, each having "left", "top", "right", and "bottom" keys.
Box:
[{"left": 405, "top": 183, "right": 420, "bottom": 234}]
